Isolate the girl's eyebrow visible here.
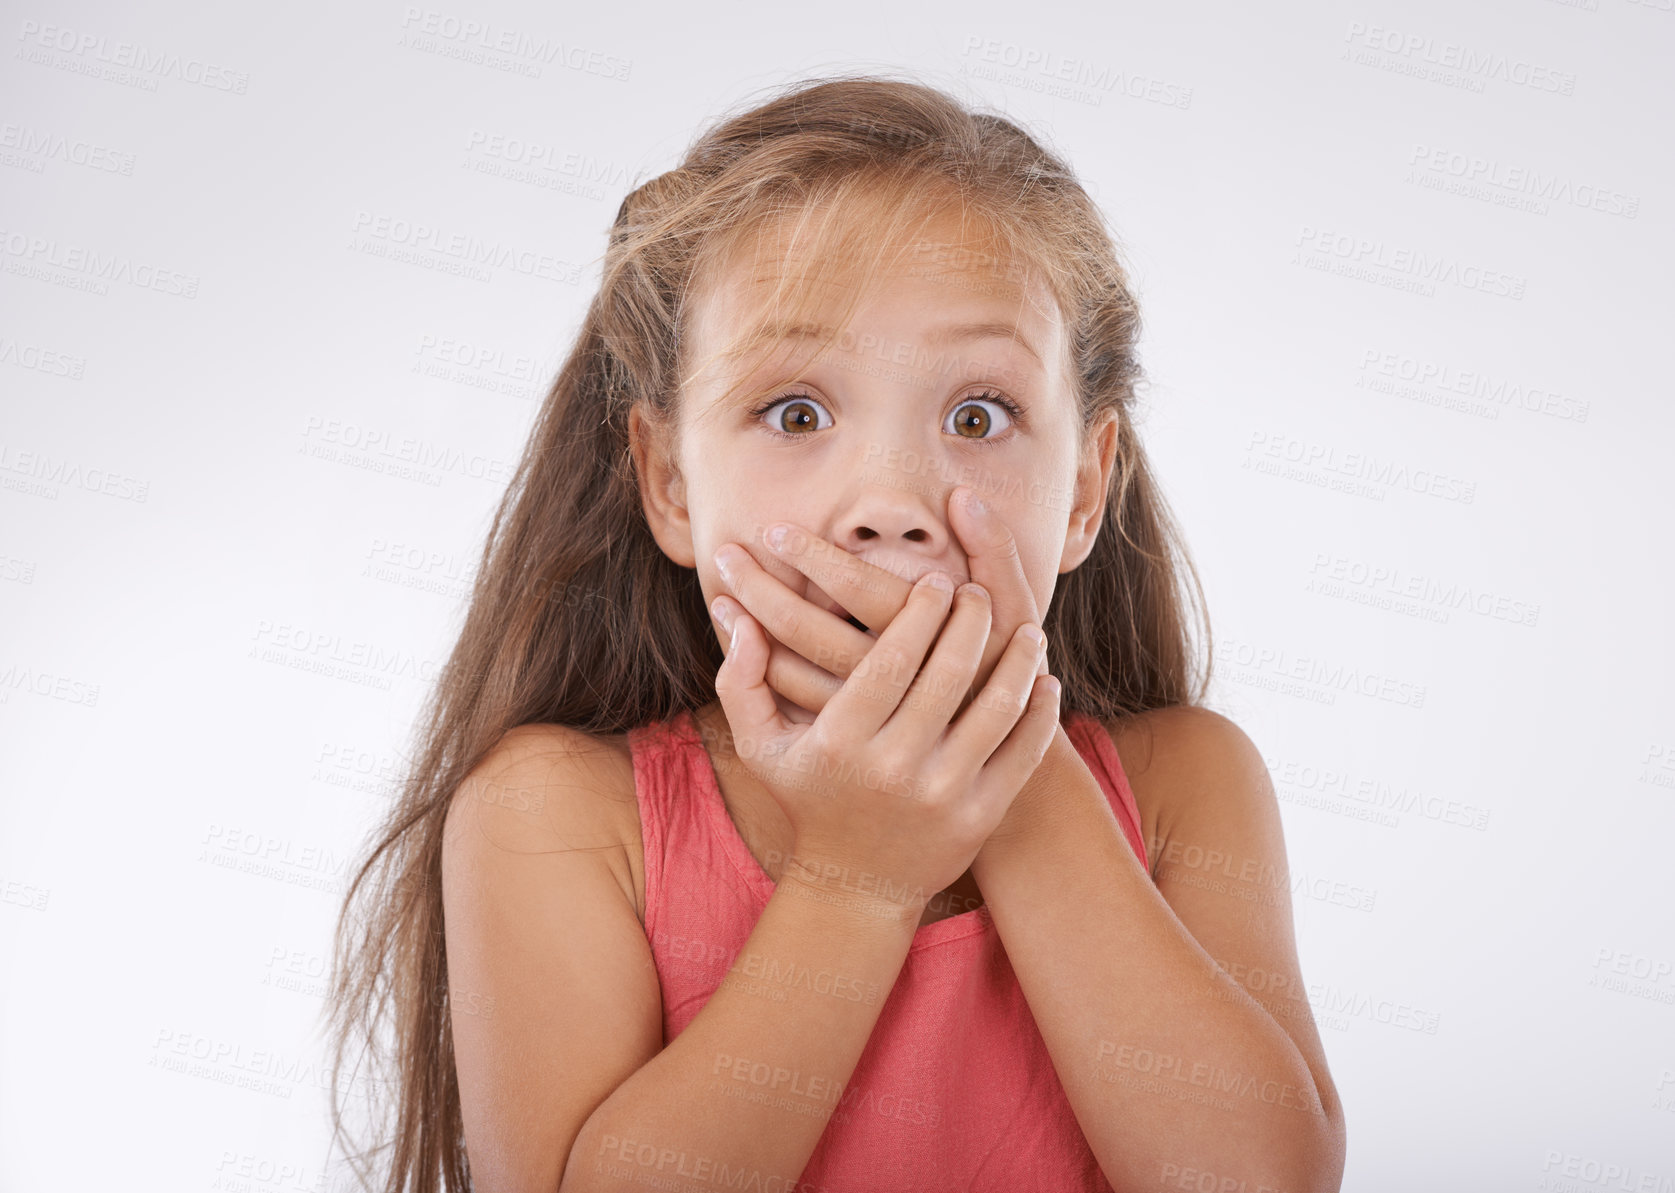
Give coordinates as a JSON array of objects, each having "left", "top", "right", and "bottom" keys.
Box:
[{"left": 724, "top": 318, "right": 1045, "bottom": 371}]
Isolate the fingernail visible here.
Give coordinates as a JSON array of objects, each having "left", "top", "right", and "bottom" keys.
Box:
[
  {"left": 711, "top": 597, "right": 733, "bottom": 630},
  {"left": 919, "top": 570, "right": 955, "bottom": 592},
  {"left": 765, "top": 524, "right": 789, "bottom": 550},
  {"left": 1020, "top": 624, "right": 1045, "bottom": 646},
  {"left": 962, "top": 489, "right": 988, "bottom": 517},
  {"left": 713, "top": 546, "right": 736, "bottom": 580}
]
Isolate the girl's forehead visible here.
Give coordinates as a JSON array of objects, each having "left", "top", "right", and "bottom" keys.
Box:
[
  {"left": 684, "top": 271, "right": 1061, "bottom": 406},
  {"left": 727, "top": 204, "right": 1037, "bottom": 294},
  {"left": 672, "top": 189, "right": 1073, "bottom": 404},
  {"left": 689, "top": 223, "right": 1059, "bottom": 361}
]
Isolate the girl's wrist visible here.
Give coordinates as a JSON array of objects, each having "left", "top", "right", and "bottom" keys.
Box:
[
  {"left": 776, "top": 855, "right": 930, "bottom": 929},
  {"left": 971, "top": 724, "right": 1079, "bottom": 875}
]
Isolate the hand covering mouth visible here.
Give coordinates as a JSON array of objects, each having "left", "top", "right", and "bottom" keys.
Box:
[
  {"left": 807, "top": 580, "right": 870, "bottom": 633},
  {"left": 806, "top": 570, "right": 966, "bottom": 635}
]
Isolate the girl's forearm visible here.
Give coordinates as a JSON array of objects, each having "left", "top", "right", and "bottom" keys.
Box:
[
  {"left": 562, "top": 871, "right": 924, "bottom": 1193},
  {"left": 970, "top": 741, "right": 1341, "bottom": 1192}
]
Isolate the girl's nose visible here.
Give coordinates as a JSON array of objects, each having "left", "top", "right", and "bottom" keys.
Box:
[{"left": 827, "top": 480, "right": 952, "bottom": 559}]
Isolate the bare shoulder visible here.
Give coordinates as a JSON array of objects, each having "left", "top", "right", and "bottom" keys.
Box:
[
  {"left": 1093, "top": 706, "right": 1267, "bottom": 882},
  {"left": 444, "top": 722, "right": 644, "bottom": 923}
]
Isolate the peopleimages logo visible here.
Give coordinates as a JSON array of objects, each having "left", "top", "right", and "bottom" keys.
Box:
[
  {"left": 15, "top": 20, "right": 252, "bottom": 93},
  {"left": 1357, "top": 349, "right": 1590, "bottom": 424},
  {"left": 0, "top": 228, "right": 200, "bottom": 298},
  {"left": 1213, "top": 635, "right": 1428, "bottom": 711},
  {"left": 958, "top": 36, "right": 1193, "bottom": 109},
  {"left": 1246, "top": 430, "right": 1478, "bottom": 505},
  {"left": 1342, "top": 22, "right": 1577, "bottom": 95},
  {"left": 1307, "top": 552, "right": 1541, "bottom": 628},
  {"left": 1294, "top": 226, "right": 1526, "bottom": 301},
  {"left": 1407, "top": 144, "right": 1639, "bottom": 220},
  {"left": 397, "top": 7, "right": 631, "bottom": 81}
]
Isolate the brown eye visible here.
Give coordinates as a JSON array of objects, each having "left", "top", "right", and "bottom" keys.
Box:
[
  {"left": 947, "top": 394, "right": 1014, "bottom": 440},
  {"left": 952, "top": 404, "right": 990, "bottom": 438},
  {"left": 778, "top": 399, "right": 820, "bottom": 433},
  {"left": 750, "top": 393, "right": 833, "bottom": 439}
]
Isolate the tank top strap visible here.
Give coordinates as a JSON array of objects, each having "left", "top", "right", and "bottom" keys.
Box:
[
  {"left": 1062, "top": 710, "right": 1149, "bottom": 873},
  {"left": 623, "top": 716, "right": 679, "bottom": 945},
  {"left": 625, "top": 710, "right": 776, "bottom": 947}
]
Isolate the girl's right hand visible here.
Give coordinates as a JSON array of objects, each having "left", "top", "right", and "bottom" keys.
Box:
[{"left": 713, "top": 568, "right": 1058, "bottom": 917}]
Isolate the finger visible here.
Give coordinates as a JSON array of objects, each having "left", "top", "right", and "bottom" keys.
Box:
[
  {"left": 761, "top": 634, "right": 844, "bottom": 714},
  {"left": 710, "top": 608, "right": 793, "bottom": 762},
  {"left": 821, "top": 570, "right": 956, "bottom": 741},
  {"left": 882, "top": 581, "right": 992, "bottom": 740},
  {"left": 712, "top": 593, "right": 844, "bottom": 716},
  {"left": 760, "top": 521, "right": 914, "bottom": 651},
  {"left": 944, "top": 621, "right": 1050, "bottom": 765},
  {"left": 948, "top": 486, "right": 1048, "bottom": 679},
  {"left": 718, "top": 538, "right": 876, "bottom": 682}
]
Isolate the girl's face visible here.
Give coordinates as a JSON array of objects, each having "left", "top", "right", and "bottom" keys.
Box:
[{"left": 633, "top": 208, "right": 1118, "bottom": 651}]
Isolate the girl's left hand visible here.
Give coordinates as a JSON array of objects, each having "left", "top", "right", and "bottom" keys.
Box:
[{"left": 707, "top": 486, "right": 1052, "bottom": 720}]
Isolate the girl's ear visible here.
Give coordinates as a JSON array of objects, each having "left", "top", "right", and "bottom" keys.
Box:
[
  {"left": 628, "top": 403, "right": 697, "bottom": 568},
  {"left": 1059, "top": 408, "right": 1121, "bottom": 574}
]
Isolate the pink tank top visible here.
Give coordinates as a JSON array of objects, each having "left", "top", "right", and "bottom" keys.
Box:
[{"left": 626, "top": 707, "right": 1148, "bottom": 1192}]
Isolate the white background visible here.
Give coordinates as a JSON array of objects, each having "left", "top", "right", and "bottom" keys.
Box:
[{"left": 2, "top": 1, "right": 1672, "bottom": 1190}]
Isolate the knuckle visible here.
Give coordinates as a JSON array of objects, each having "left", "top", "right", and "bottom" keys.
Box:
[
  {"left": 868, "top": 746, "right": 913, "bottom": 792},
  {"left": 976, "top": 681, "right": 1027, "bottom": 716},
  {"left": 947, "top": 799, "right": 988, "bottom": 840},
  {"left": 775, "top": 607, "right": 806, "bottom": 639},
  {"left": 920, "top": 773, "right": 957, "bottom": 809}
]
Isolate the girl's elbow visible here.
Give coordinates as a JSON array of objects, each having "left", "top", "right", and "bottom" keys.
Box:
[{"left": 1290, "top": 1098, "right": 1347, "bottom": 1193}]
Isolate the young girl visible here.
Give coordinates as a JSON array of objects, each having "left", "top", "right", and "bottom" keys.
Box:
[{"left": 326, "top": 73, "right": 1346, "bottom": 1193}]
